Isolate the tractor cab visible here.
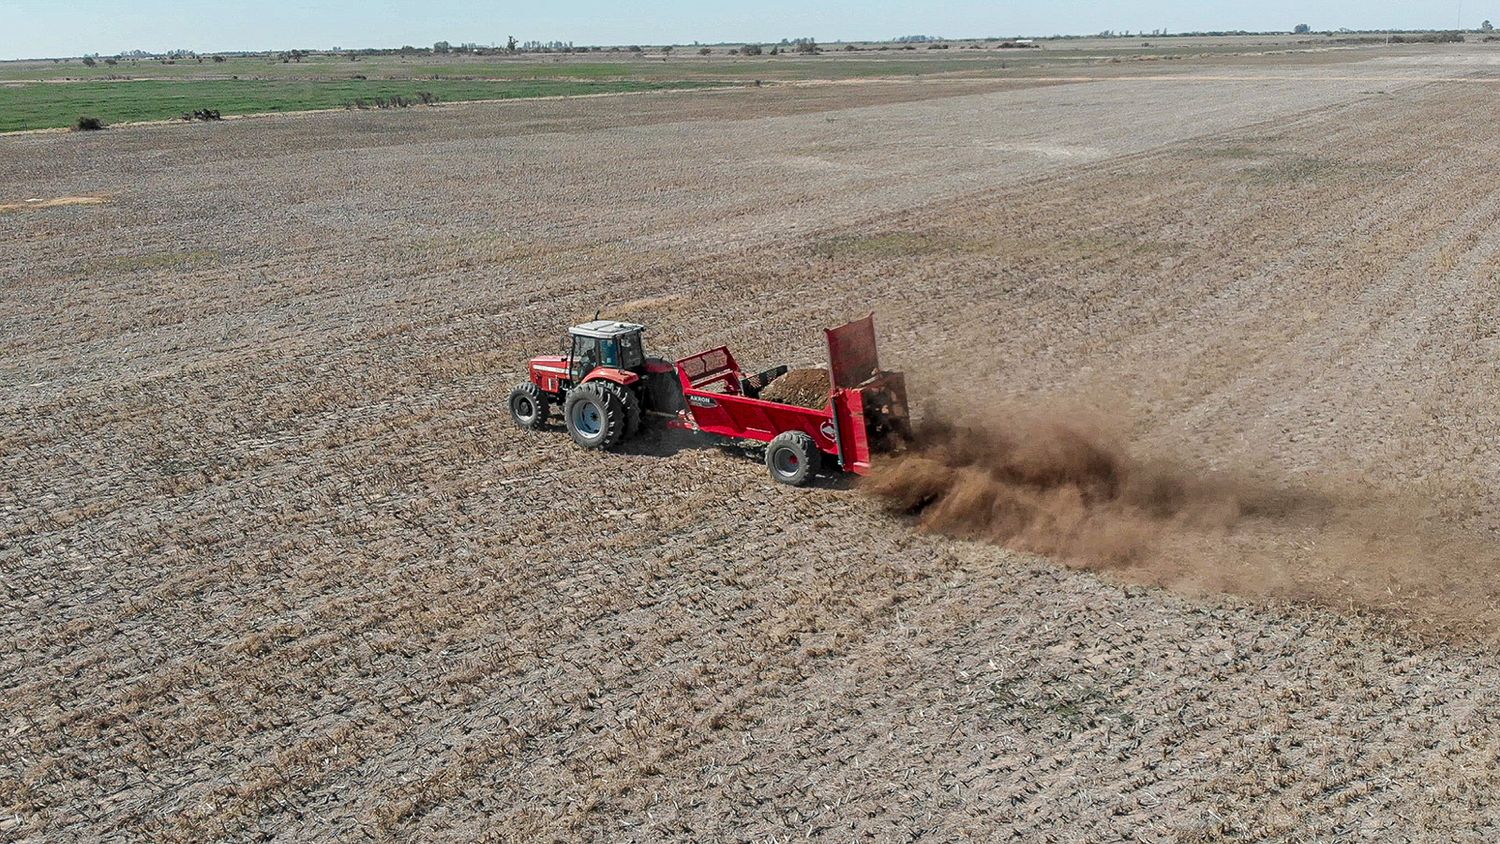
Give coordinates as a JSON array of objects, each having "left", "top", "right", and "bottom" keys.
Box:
[
  {"left": 523, "top": 318, "right": 656, "bottom": 396},
  {"left": 565, "top": 320, "right": 646, "bottom": 381}
]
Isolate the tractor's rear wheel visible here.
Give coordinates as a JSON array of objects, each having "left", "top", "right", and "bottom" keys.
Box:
[
  {"left": 563, "top": 382, "right": 626, "bottom": 449},
  {"left": 509, "top": 383, "right": 549, "bottom": 430},
  {"left": 766, "top": 431, "right": 820, "bottom": 486},
  {"left": 596, "top": 382, "right": 641, "bottom": 439}
]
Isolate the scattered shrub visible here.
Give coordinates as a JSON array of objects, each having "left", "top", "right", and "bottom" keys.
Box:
[
  {"left": 699, "top": 47, "right": 711, "bottom": 55},
  {"left": 181, "top": 108, "right": 222, "bottom": 121},
  {"left": 741, "top": 43, "right": 762, "bottom": 55},
  {"left": 349, "top": 93, "right": 436, "bottom": 110},
  {"left": 74, "top": 115, "right": 105, "bottom": 131}
]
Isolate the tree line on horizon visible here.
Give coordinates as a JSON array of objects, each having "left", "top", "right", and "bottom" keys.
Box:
[{"left": 35, "top": 24, "right": 1500, "bottom": 64}]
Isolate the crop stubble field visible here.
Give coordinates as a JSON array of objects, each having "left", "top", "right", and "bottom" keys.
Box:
[{"left": 4, "top": 46, "right": 1500, "bottom": 841}]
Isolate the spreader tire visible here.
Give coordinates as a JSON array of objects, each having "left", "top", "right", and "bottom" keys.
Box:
[
  {"left": 596, "top": 381, "right": 642, "bottom": 439},
  {"left": 766, "top": 431, "right": 820, "bottom": 486},
  {"left": 564, "top": 382, "right": 626, "bottom": 449},
  {"left": 509, "top": 383, "right": 549, "bottom": 430}
]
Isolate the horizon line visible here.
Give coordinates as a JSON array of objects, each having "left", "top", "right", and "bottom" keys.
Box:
[{"left": 1, "top": 25, "right": 1484, "bottom": 63}]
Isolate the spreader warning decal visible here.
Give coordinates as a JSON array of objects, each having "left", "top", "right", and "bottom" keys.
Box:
[{"left": 820, "top": 420, "right": 837, "bottom": 442}]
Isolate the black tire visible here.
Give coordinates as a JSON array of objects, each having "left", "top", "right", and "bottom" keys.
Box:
[
  {"left": 597, "top": 381, "right": 642, "bottom": 439},
  {"left": 509, "top": 383, "right": 549, "bottom": 430},
  {"left": 642, "top": 359, "right": 685, "bottom": 414},
  {"left": 766, "top": 431, "right": 820, "bottom": 486},
  {"left": 563, "top": 382, "right": 626, "bottom": 449}
]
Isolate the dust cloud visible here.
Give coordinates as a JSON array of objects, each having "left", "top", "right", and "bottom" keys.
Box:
[
  {"left": 865, "top": 402, "right": 1500, "bottom": 642},
  {"left": 863, "top": 406, "right": 1287, "bottom": 567}
]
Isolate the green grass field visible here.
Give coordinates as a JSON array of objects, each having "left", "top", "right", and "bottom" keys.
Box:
[
  {"left": 0, "top": 34, "right": 1327, "bottom": 85},
  {"left": 0, "top": 52, "right": 1031, "bottom": 132},
  {"left": 0, "top": 54, "right": 1030, "bottom": 83},
  {"left": 0, "top": 37, "right": 1345, "bottom": 132},
  {"left": 0, "top": 78, "right": 726, "bottom": 132}
]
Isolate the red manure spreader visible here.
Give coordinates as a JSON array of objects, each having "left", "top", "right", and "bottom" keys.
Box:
[{"left": 508, "top": 314, "right": 911, "bottom": 485}]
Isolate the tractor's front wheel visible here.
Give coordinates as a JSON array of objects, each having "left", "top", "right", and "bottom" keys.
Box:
[
  {"left": 563, "top": 383, "right": 626, "bottom": 449},
  {"left": 766, "top": 431, "right": 820, "bottom": 486},
  {"left": 509, "top": 383, "right": 549, "bottom": 430}
]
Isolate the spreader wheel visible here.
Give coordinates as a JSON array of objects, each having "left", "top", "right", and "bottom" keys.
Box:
[
  {"left": 766, "top": 431, "right": 820, "bottom": 486},
  {"left": 509, "top": 383, "right": 549, "bottom": 430},
  {"left": 563, "top": 382, "right": 626, "bottom": 449}
]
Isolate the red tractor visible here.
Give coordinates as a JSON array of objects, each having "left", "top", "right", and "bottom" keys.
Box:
[{"left": 508, "top": 314, "right": 911, "bottom": 485}]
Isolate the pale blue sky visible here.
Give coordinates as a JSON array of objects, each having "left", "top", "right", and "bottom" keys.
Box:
[{"left": 0, "top": 1, "right": 1485, "bottom": 61}]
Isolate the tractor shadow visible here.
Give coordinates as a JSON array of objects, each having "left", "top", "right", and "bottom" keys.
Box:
[
  {"left": 612, "top": 422, "right": 856, "bottom": 490},
  {"left": 612, "top": 424, "right": 716, "bottom": 459}
]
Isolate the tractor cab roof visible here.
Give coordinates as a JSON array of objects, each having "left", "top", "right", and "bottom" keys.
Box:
[{"left": 570, "top": 320, "right": 645, "bottom": 339}]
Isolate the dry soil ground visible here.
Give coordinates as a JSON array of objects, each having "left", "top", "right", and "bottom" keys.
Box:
[{"left": 4, "top": 46, "right": 1500, "bottom": 842}]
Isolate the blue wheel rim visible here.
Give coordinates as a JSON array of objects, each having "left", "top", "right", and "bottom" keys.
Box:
[{"left": 572, "top": 400, "right": 602, "bottom": 436}]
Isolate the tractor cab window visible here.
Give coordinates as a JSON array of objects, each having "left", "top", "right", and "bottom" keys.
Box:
[
  {"left": 599, "top": 339, "right": 620, "bottom": 368},
  {"left": 617, "top": 331, "right": 644, "bottom": 369},
  {"left": 570, "top": 335, "right": 600, "bottom": 381}
]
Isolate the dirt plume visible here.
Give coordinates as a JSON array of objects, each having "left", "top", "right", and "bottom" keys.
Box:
[
  {"left": 865, "top": 402, "right": 1500, "bottom": 642},
  {"left": 864, "top": 408, "right": 1274, "bottom": 567},
  {"left": 759, "top": 368, "right": 831, "bottom": 409}
]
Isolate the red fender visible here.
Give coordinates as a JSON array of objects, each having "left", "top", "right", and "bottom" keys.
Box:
[{"left": 581, "top": 368, "right": 641, "bottom": 387}]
